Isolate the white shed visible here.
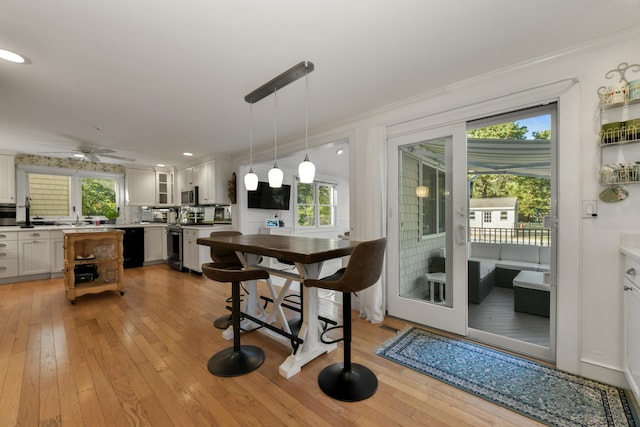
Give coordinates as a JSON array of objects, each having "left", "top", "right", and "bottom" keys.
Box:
[{"left": 469, "top": 197, "right": 518, "bottom": 229}]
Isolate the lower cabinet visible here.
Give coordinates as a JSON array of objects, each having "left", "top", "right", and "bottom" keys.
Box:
[
  {"left": 144, "top": 227, "right": 166, "bottom": 263},
  {"left": 624, "top": 255, "right": 640, "bottom": 402},
  {"left": 0, "top": 231, "right": 18, "bottom": 279},
  {"left": 183, "top": 227, "right": 223, "bottom": 273},
  {"left": 50, "top": 230, "right": 65, "bottom": 276},
  {"left": 18, "top": 230, "right": 50, "bottom": 276}
]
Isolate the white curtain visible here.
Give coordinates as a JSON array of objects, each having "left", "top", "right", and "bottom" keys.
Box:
[{"left": 350, "top": 126, "right": 387, "bottom": 323}]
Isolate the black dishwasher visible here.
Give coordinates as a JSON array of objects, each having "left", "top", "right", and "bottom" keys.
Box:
[{"left": 120, "top": 227, "right": 145, "bottom": 268}]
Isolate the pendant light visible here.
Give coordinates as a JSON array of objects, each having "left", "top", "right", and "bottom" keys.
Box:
[
  {"left": 298, "top": 64, "right": 316, "bottom": 183},
  {"left": 268, "top": 86, "right": 284, "bottom": 188},
  {"left": 244, "top": 103, "right": 259, "bottom": 191}
]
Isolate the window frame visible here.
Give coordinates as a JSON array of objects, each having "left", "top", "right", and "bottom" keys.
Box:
[
  {"left": 16, "top": 165, "right": 125, "bottom": 221},
  {"left": 295, "top": 179, "right": 338, "bottom": 230},
  {"left": 419, "top": 160, "right": 446, "bottom": 239}
]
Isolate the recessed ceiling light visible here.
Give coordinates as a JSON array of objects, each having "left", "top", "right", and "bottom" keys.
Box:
[
  {"left": 0, "top": 48, "right": 28, "bottom": 64},
  {"left": 336, "top": 149, "right": 344, "bottom": 155},
  {"left": 156, "top": 163, "right": 165, "bottom": 167},
  {"left": 183, "top": 152, "right": 193, "bottom": 157},
  {"left": 74, "top": 153, "right": 85, "bottom": 158}
]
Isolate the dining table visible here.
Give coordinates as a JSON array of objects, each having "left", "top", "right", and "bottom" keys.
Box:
[{"left": 197, "top": 233, "right": 359, "bottom": 378}]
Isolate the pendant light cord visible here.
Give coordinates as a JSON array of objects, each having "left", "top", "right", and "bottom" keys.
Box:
[
  {"left": 273, "top": 86, "right": 278, "bottom": 163},
  {"left": 249, "top": 103, "right": 254, "bottom": 167},
  {"left": 305, "top": 66, "right": 309, "bottom": 151}
]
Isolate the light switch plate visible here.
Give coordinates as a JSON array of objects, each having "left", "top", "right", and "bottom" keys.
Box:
[{"left": 582, "top": 200, "right": 598, "bottom": 218}]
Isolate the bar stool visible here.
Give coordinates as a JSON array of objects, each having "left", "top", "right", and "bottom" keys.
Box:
[
  {"left": 202, "top": 263, "right": 269, "bottom": 376},
  {"left": 303, "top": 237, "right": 387, "bottom": 401},
  {"left": 204, "top": 231, "right": 243, "bottom": 330}
]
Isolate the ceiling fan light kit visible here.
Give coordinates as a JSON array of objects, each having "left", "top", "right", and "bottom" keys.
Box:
[{"left": 243, "top": 61, "right": 315, "bottom": 189}]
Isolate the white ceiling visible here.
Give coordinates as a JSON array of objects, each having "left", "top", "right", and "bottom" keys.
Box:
[{"left": 1, "top": 0, "right": 640, "bottom": 173}]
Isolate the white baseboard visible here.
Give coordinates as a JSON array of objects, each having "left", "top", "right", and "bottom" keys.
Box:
[{"left": 580, "top": 358, "right": 629, "bottom": 389}]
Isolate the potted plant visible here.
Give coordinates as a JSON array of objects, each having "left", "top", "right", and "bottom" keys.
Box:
[{"left": 104, "top": 208, "right": 119, "bottom": 224}]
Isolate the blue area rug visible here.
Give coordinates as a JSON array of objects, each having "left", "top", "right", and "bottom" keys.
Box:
[{"left": 376, "top": 327, "right": 639, "bottom": 427}]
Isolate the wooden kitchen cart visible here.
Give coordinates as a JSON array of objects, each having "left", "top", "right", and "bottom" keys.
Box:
[{"left": 63, "top": 229, "right": 125, "bottom": 304}]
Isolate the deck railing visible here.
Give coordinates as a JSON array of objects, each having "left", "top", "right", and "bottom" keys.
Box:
[{"left": 469, "top": 227, "right": 550, "bottom": 246}]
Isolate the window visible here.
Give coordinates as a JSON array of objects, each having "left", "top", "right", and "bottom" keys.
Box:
[
  {"left": 19, "top": 166, "right": 123, "bottom": 219},
  {"left": 420, "top": 163, "right": 445, "bottom": 237},
  {"left": 297, "top": 180, "right": 336, "bottom": 228},
  {"left": 500, "top": 211, "right": 508, "bottom": 220},
  {"left": 483, "top": 211, "right": 492, "bottom": 223}
]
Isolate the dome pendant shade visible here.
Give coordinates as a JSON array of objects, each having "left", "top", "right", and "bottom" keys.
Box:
[
  {"left": 298, "top": 155, "right": 316, "bottom": 184},
  {"left": 244, "top": 168, "right": 259, "bottom": 191},
  {"left": 416, "top": 186, "right": 429, "bottom": 198},
  {"left": 268, "top": 163, "right": 284, "bottom": 188}
]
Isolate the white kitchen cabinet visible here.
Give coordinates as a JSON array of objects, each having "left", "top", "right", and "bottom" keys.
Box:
[
  {"left": 182, "top": 226, "right": 216, "bottom": 273},
  {"left": 144, "top": 226, "right": 166, "bottom": 262},
  {"left": 0, "top": 154, "right": 16, "bottom": 203},
  {"left": 50, "top": 230, "right": 65, "bottom": 276},
  {"left": 156, "top": 170, "right": 173, "bottom": 206},
  {"left": 196, "top": 158, "right": 232, "bottom": 205},
  {"left": 18, "top": 230, "right": 50, "bottom": 276},
  {"left": 126, "top": 168, "right": 156, "bottom": 206},
  {"left": 623, "top": 255, "right": 640, "bottom": 402},
  {"left": 177, "top": 167, "right": 194, "bottom": 191},
  {"left": 0, "top": 231, "right": 18, "bottom": 279}
]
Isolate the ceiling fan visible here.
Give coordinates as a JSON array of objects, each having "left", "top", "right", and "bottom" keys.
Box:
[{"left": 40, "top": 146, "right": 136, "bottom": 163}]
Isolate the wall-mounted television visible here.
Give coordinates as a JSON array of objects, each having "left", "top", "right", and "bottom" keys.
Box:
[{"left": 247, "top": 181, "right": 291, "bottom": 210}]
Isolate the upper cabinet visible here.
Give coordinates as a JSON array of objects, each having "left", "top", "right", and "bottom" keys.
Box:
[
  {"left": 126, "top": 168, "right": 156, "bottom": 206},
  {"left": 177, "top": 156, "right": 232, "bottom": 205},
  {"left": 155, "top": 170, "right": 173, "bottom": 206},
  {"left": 127, "top": 168, "right": 175, "bottom": 206},
  {"left": 0, "top": 154, "right": 16, "bottom": 204}
]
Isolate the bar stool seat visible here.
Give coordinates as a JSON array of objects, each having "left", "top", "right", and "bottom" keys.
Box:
[
  {"left": 202, "top": 263, "right": 269, "bottom": 377},
  {"left": 303, "top": 237, "right": 386, "bottom": 401}
]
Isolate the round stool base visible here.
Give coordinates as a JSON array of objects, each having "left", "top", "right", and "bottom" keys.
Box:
[
  {"left": 318, "top": 363, "right": 378, "bottom": 401},
  {"left": 207, "top": 346, "right": 265, "bottom": 377},
  {"left": 213, "top": 314, "right": 232, "bottom": 330}
]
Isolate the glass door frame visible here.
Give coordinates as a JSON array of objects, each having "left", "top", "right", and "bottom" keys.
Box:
[{"left": 386, "top": 123, "right": 468, "bottom": 335}]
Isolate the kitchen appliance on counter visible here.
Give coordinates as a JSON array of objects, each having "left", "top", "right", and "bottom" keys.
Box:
[{"left": 0, "top": 203, "right": 17, "bottom": 226}]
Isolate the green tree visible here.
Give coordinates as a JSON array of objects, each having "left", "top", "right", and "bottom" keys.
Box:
[
  {"left": 468, "top": 122, "right": 550, "bottom": 223},
  {"left": 82, "top": 178, "right": 116, "bottom": 216}
]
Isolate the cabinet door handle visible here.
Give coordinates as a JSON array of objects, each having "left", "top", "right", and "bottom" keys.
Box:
[
  {"left": 0, "top": 266, "right": 6, "bottom": 271},
  {"left": 0, "top": 243, "right": 5, "bottom": 247},
  {"left": 0, "top": 234, "right": 6, "bottom": 238},
  {"left": 624, "top": 285, "right": 634, "bottom": 291},
  {"left": 0, "top": 253, "right": 5, "bottom": 257},
  {"left": 626, "top": 267, "right": 636, "bottom": 276},
  {"left": 31, "top": 233, "right": 40, "bottom": 237}
]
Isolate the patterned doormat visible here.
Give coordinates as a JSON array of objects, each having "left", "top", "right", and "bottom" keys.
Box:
[{"left": 375, "top": 327, "right": 638, "bottom": 426}]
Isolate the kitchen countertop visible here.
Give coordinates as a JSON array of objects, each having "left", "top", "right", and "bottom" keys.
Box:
[
  {"left": 619, "top": 233, "right": 640, "bottom": 261},
  {"left": 0, "top": 223, "right": 169, "bottom": 233}
]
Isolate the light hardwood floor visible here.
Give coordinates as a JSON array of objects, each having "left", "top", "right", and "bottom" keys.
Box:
[{"left": 0, "top": 264, "right": 543, "bottom": 426}]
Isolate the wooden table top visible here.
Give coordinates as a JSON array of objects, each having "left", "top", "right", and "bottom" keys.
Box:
[{"left": 197, "top": 234, "right": 358, "bottom": 264}]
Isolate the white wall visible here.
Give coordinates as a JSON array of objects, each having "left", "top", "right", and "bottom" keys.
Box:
[{"left": 233, "top": 28, "right": 640, "bottom": 387}]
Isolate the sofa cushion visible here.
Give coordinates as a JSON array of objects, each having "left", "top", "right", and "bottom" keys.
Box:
[
  {"left": 470, "top": 242, "right": 501, "bottom": 260},
  {"left": 478, "top": 261, "right": 495, "bottom": 280},
  {"left": 495, "top": 260, "right": 541, "bottom": 271},
  {"left": 500, "top": 243, "right": 539, "bottom": 264}
]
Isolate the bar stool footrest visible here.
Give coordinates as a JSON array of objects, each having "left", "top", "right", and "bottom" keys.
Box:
[
  {"left": 207, "top": 345, "right": 265, "bottom": 377},
  {"left": 318, "top": 362, "right": 378, "bottom": 402}
]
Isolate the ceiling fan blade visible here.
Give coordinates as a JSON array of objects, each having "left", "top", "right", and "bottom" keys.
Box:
[{"left": 100, "top": 153, "right": 136, "bottom": 162}]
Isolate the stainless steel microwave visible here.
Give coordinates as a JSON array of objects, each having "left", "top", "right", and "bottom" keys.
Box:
[{"left": 180, "top": 186, "right": 198, "bottom": 206}]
